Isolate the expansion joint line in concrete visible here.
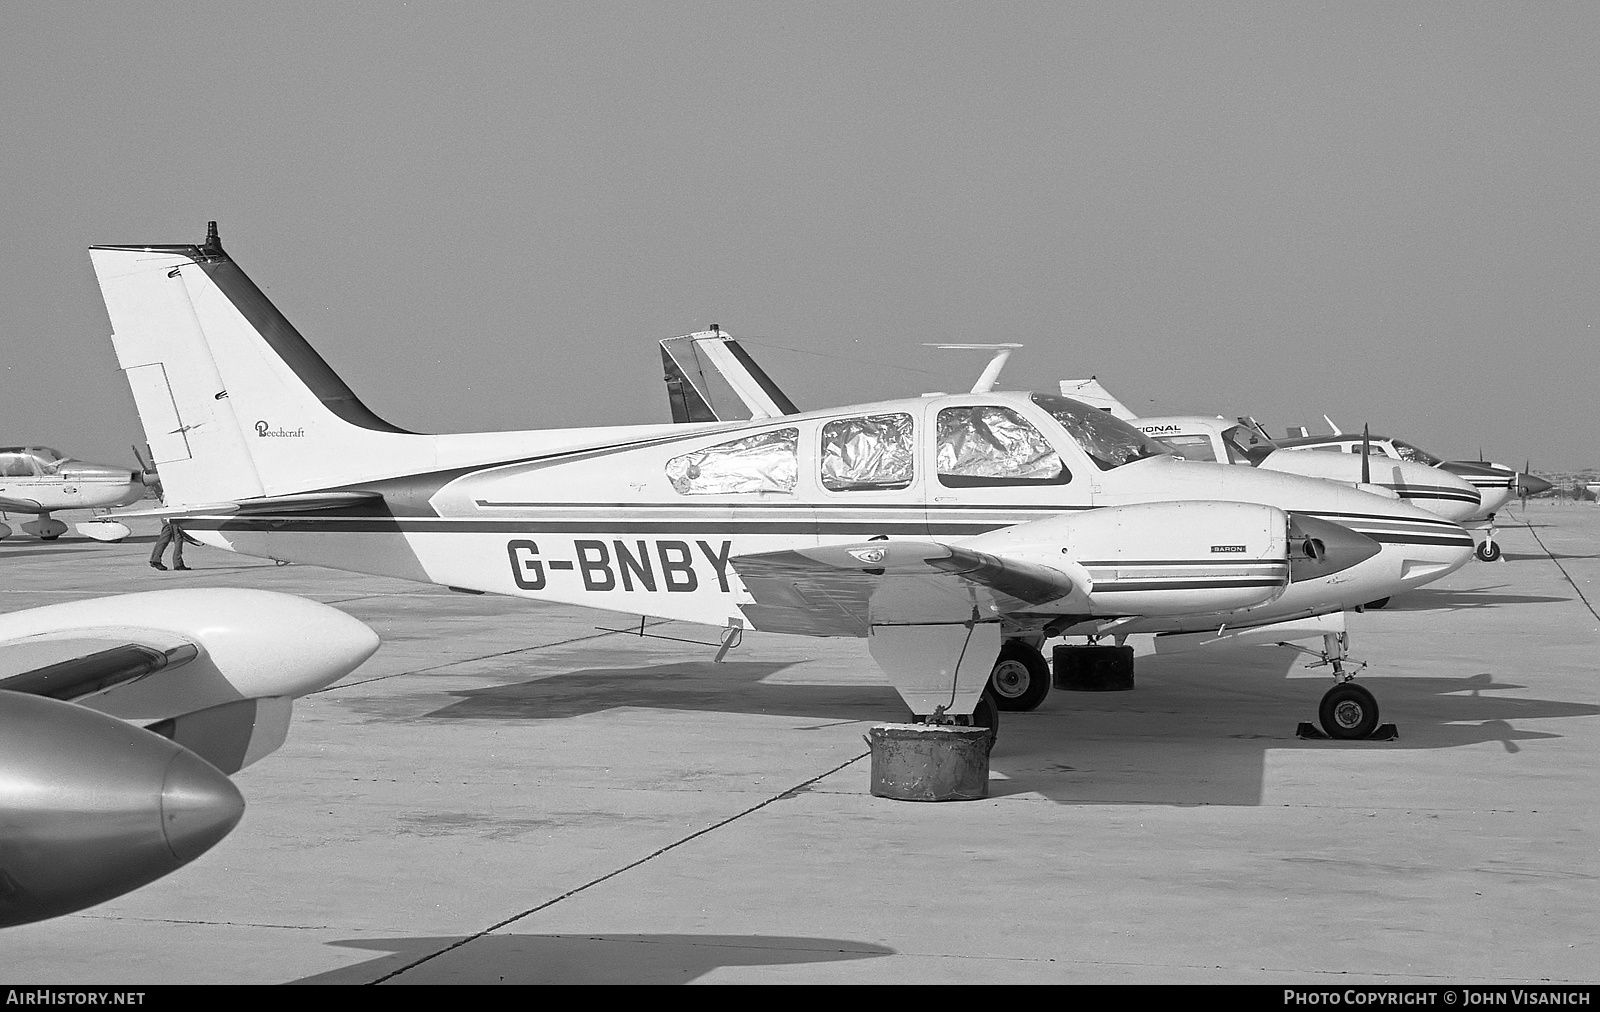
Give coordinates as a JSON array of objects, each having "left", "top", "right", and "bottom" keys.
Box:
[
  {"left": 365, "top": 750, "right": 870, "bottom": 985},
  {"left": 1516, "top": 517, "right": 1599, "bottom": 622}
]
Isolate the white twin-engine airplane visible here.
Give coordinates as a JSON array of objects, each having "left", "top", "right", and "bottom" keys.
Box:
[{"left": 90, "top": 224, "right": 1474, "bottom": 741}]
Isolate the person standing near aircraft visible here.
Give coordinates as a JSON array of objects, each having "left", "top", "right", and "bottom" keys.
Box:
[{"left": 149, "top": 519, "right": 197, "bottom": 571}]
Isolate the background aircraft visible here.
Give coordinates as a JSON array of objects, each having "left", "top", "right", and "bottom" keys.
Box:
[
  {"left": 90, "top": 225, "right": 1472, "bottom": 741},
  {"left": 0, "top": 588, "right": 379, "bottom": 927},
  {"left": 1058, "top": 379, "right": 1528, "bottom": 562},
  {"left": 0, "top": 444, "right": 151, "bottom": 541}
]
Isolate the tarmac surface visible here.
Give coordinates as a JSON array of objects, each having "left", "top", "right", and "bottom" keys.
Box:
[{"left": 0, "top": 502, "right": 1595, "bottom": 984}]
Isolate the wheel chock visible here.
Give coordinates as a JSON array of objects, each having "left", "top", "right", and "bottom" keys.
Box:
[{"left": 1296, "top": 722, "right": 1399, "bottom": 741}]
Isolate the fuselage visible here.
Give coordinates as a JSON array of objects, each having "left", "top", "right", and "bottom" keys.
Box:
[{"left": 178, "top": 391, "right": 1475, "bottom": 638}]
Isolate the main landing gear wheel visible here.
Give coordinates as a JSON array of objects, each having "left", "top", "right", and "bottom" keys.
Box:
[
  {"left": 1318, "top": 683, "right": 1380, "bottom": 740},
  {"left": 989, "top": 641, "right": 1050, "bottom": 712},
  {"left": 1475, "top": 541, "right": 1502, "bottom": 562}
]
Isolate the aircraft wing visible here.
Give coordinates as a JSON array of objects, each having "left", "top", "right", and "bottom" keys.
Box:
[
  {"left": 0, "top": 494, "right": 45, "bottom": 512},
  {"left": 730, "top": 541, "right": 1078, "bottom": 637},
  {"left": 0, "top": 627, "right": 199, "bottom": 701}
]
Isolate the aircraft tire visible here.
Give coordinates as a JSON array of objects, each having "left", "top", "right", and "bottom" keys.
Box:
[
  {"left": 1319, "top": 683, "right": 1379, "bottom": 740},
  {"left": 990, "top": 641, "right": 1050, "bottom": 712},
  {"left": 1475, "top": 541, "right": 1501, "bottom": 562}
]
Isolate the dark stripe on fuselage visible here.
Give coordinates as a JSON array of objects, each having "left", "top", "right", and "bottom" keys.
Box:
[
  {"left": 182, "top": 512, "right": 1471, "bottom": 548},
  {"left": 1091, "top": 578, "right": 1286, "bottom": 592}
]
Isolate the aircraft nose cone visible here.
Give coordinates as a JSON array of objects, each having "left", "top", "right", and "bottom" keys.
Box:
[
  {"left": 160, "top": 748, "right": 245, "bottom": 865},
  {"left": 1517, "top": 473, "right": 1553, "bottom": 495},
  {"left": 1287, "top": 514, "right": 1382, "bottom": 581}
]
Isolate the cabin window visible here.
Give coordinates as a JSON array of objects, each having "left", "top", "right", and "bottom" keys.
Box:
[
  {"left": 936, "top": 406, "right": 1069, "bottom": 487},
  {"left": 666, "top": 428, "right": 799, "bottom": 495},
  {"left": 1030, "top": 393, "right": 1171, "bottom": 471},
  {"left": 0, "top": 454, "right": 34, "bottom": 477},
  {"left": 1159, "top": 434, "right": 1217, "bottom": 462},
  {"left": 820, "top": 413, "right": 914, "bottom": 491}
]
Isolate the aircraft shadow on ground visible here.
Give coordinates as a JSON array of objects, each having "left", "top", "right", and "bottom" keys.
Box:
[
  {"left": 0, "top": 545, "right": 110, "bottom": 559},
  {"left": 424, "top": 660, "right": 911, "bottom": 724},
  {"left": 1501, "top": 552, "right": 1599, "bottom": 562},
  {"left": 292, "top": 933, "right": 894, "bottom": 984},
  {"left": 421, "top": 651, "right": 1600, "bottom": 807},
  {"left": 1377, "top": 586, "right": 1574, "bottom": 611}
]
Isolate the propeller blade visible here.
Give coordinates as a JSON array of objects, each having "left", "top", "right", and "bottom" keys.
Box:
[{"left": 1361, "top": 424, "right": 1371, "bottom": 486}]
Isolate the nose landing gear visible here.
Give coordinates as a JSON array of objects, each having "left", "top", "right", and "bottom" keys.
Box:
[
  {"left": 1294, "top": 631, "right": 1398, "bottom": 741},
  {"left": 1475, "top": 516, "right": 1502, "bottom": 561}
]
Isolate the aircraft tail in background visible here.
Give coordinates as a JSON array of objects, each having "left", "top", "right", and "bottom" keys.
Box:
[{"left": 660, "top": 326, "right": 799, "bottom": 424}]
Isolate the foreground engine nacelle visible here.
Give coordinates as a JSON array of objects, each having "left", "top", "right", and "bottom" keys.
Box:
[
  {"left": 965, "top": 501, "right": 1294, "bottom": 616},
  {"left": 0, "top": 691, "right": 243, "bottom": 927}
]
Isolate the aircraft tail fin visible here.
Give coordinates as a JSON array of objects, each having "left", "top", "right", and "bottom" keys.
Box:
[
  {"left": 90, "top": 223, "right": 417, "bottom": 505},
  {"left": 1057, "top": 378, "right": 1137, "bottom": 420},
  {"left": 659, "top": 327, "right": 799, "bottom": 423}
]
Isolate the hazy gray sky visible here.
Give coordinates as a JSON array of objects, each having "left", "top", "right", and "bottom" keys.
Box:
[{"left": 3, "top": 2, "right": 1597, "bottom": 469}]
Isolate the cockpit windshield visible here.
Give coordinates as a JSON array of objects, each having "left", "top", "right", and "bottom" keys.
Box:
[
  {"left": 1392, "top": 440, "right": 1442, "bottom": 466},
  {"left": 1030, "top": 394, "right": 1173, "bottom": 471},
  {"left": 0, "top": 447, "right": 66, "bottom": 475}
]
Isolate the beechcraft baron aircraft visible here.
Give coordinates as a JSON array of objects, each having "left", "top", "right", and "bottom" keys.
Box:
[
  {"left": 0, "top": 588, "right": 378, "bottom": 926},
  {"left": 90, "top": 224, "right": 1474, "bottom": 742},
  {"left": 0, "top": 445, "right": 150, "bottom": 541}
]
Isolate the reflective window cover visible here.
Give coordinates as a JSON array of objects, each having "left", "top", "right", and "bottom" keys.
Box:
[
  {"left": 936, "top": 406, "right": 1068, "bottom": 487},
  {"left": 1159, "top": 433, "right": 1218, "bottom": 462},
  {"left": 666, "top": 428, "right": 799, "bottom": 495},
  {"left": 820, "top": 413, "right": 914, "bottom": 491},
  {"left": 1030, "top": 393, "right": 1172, "bottom": 471}
]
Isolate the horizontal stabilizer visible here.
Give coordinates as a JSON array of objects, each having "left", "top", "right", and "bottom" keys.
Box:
[{"left": 113, "top": 490, "right": 384, "bottom": 519}]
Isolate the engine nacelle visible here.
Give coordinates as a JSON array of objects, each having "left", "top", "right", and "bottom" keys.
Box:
[
  {"left": 0, "top": 589, "right": 379, "bottom": 725},
  {"left": 964, "top": 501, "right": 1291, "bottom": 616},
  {"left": 0, "top": 691, "right": 243, "bottom": 927}
]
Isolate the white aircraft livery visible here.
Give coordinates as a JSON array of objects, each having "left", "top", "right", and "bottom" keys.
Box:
[{"left": 90, "top": 224, "right": 1475, "bottom": 739}]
